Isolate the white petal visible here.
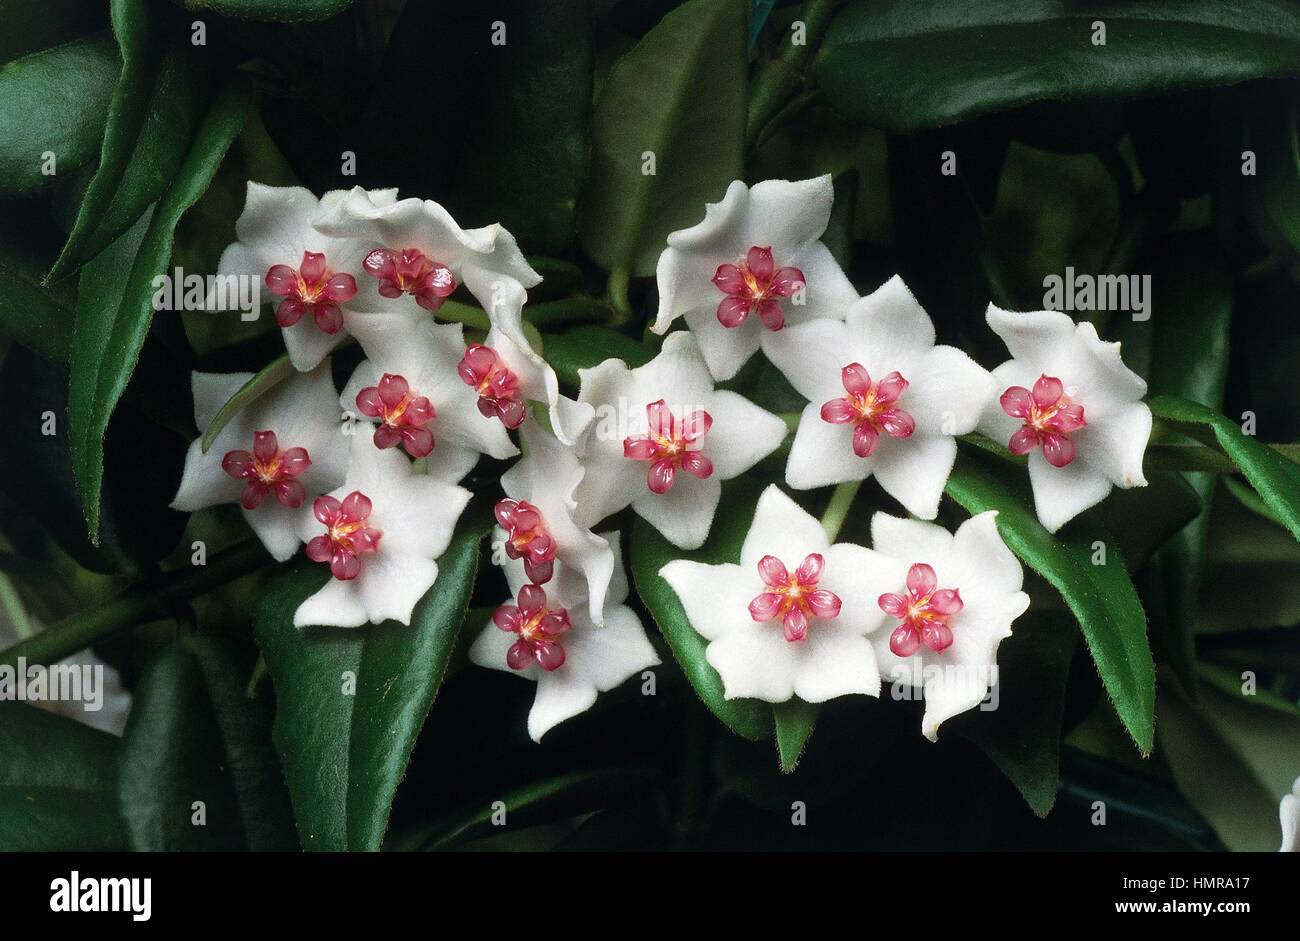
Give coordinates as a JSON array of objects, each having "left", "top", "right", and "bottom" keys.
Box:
[
  {"left": 356, "top": 554, "right": 440, "bottom": 627},
  {"left": 681, "top": 307, "right": 761, "bottom": 382},
  {"left": 1075, "top": 401, "right": 1152, "bottom": 489},
  {"left": 418, "top": 441, "right": 481, "bottom": 484},
  {"left": 374, "top": 475, "right": 471, "bottom": 560},
  {"left": 843, "top": 275, "right": 935, "bottom": 368},
  {"left": 562, "top": 604, "right": 659, "bottom": 691},
  {"left": 242, "top": 501, "right": 310, "bottom": 562},
  {"left": 192, "top": 371, "right": 252, "bottom": 433},
  {"left": 949, "top": 512, "right": 1024, "bottom": 598},
  {"left": 1074, "top": 321, "right": 1148, "bottom": 411},
  {"left": 869, "top": 433, "right": 957, "bottom": 520},
  {"left": 985, "top": 304, "right": 1078, "bottom": 366},
  {"left": 1281, "top": 778, "right": 1300, "bottom": 852},
  {"left": 659, "top": 560, "right": 761, "bottom": 643},
  {"left": 903, "top": 345, "right": 996, "bottom": 435},
  {"left": 171, "top": 438, "right": 243, "bottom": 512},
  {"left": 488, "top": 326, "right": 594, "bottom": 447},
  {"left": 978, "top": 359, "right": 1036, "bottom": 445},
  {"left": 664, "top": 179, "right": 748, "bottom": 253},
  {"left": 529, "top": 666, "right": 599, "bottom": 741},
  {"left": 631, "top": 330, "right": 717, "bottom": 409},
  {"left": 468, "top": 617, "right": 519, "bottom": 676},
  {"left": 739, "top": 484, "right": 828, "bottom": 568},
  {"left": 702, "top": 390, "right": 786, "bottom": 480},
  {"left": 233, "top": 183, "right": 321, "bottom": 263},
  {"left": 821, "top": 542, "right": 907, "bottom": 636},
  {"left": 870, "top": 512, "right": 955, "bottom": 564},
  {"left": 294, "top": 577, "right": 368, "bottom": 629},
  {"left": 632, "top": 473, "right": 722, "bottom": 550},
  {"left": 706, "top": 628, "right": 800, "bottom": 702},
  {"left": 793, "top": 625, "right": 881, "bottom": 702},
  {"left": 1027, "top": 450, "right": 1114, "bottom": 533},
  {"left": 742, "top": 175, "right": 835, "bottom": 250},
  {"left": 775, "top": 240, "right": 857, "bottom": 326},
  {"left": 784, "top": 402, "right": 871, "bottom": 491},
  {"left": 653, "top": 244, "right": 722, "bottom": 335},
  {"left": 760, "top": 319, "right": 848, "bottom": 404}
]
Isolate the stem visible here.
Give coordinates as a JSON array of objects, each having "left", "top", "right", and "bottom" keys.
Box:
[
  {"left": 820, "top": 480, "right": 861, "bottom": 541},
  {"left": 0, "top": 539, "right": 270, "bottom": 670},
  {"left": 607, "top": 267, "right": 632, "bottom": 325},
  {"left": 0, "top": 572, "right": 34, "bottom": 641},
  {"left": 745, "top": 0, "right": 841, "bottom": 149},
  {"left": 436, "top": 299, "right": 491, "bottom": 331}
]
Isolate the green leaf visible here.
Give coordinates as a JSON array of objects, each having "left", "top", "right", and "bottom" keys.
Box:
[
  {"left": 0, "top": 32, "right": 120, "bottom": 195},
  {"left": 0, "top": 0, "right": 107, "bottom": 65},
  {"left": 0, "top": 208, "right": 76, "bottom": 362},
  {"left": 577, "top": 0, "right": 746, "bottom": 276},
  {"left": 815, "top": 0, "right": 1300, "bottom": 133},
  {"left": 951, "top": 612, "right": 1077, "bottom": 816},
  {"left": 200, "top": 351, "right": 294, "bottom": 453},
  {"left": 69, "top": 77, "right": 250, "bottom": 543},
  {"left": 49, "top": 0, "right": 216, "bottom": 281},
  {"left": 172, "top": 0, "right": 356, "bottom": 21},
  {"left": 1088, "top": 471, "right": 1200, "bottom": 571},
  {"left": 945, "top": 449, "right": 1155, "bottom": 753},
  {"left": 253, "top": 526, "right": 484, "bottom": 851},
  {"left": 629, "top": 476, "right": 773, "bottom": 742},
  {"left": 1149, "top": 394, "right": 1300, "bottom": 543},
  {"left": 116, "top": 636, "right": 298, "bottom": 851},
  {"left": 773, "top": 698, "right": 819, "bottom": 774},
  {"left": 1246, "top": 91, "right": 1300, "bottom": 256},
  {"left": 542, "top": 326, "right": 653, "bottom": 388},
  {"left": 0, "top": 701, "right": 127, "bottom": 850}
]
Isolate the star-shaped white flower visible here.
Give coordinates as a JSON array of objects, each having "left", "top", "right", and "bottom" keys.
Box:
[
  {"left": 293, "top": 433, "right": 471, "bottom": 629},
  {"left": 652, "top": 175, "right": 859, "bottom": 381},
  {"left": 977, "top": 305, "right": 1152, "bottom": 533},
  {"left": 660, "top": 485, "right": 900, "bottom": 703},
  {"left": 211, "top": 183, "right": 399, "bottom": 372},
  {"left": 495, "top": 420, "right": 615, "bottom": 625},
  {"left": 339, "top": 316, "right": 518, "bottom": 483},
  {"left": 171, "top": 363, "right": 348, "bottom": 561},
  {"left": 869, "top": 510, "right": 1030, "bottom": 741},
  {"left": 1282, "top": 776, "right": 1300, "bottom": 852},
  {"left": 468, "top": 536, "right": 660, "bottom": 742},
  {"left": 766, "top": 276, "right": 995, "bottom": 519},
  {"left": 573, "top": 331, "right": 786, "bottom": 550}
]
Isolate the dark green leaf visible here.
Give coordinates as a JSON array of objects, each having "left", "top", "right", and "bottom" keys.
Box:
[
  {"left": 254, "top": 526, "right": 484, "bottom": 851},
  {"left": 49, "top": 0, "right": 216, "bottom": 281},
  {"left": 0, "top": 0, "right": 107, "bottom": 65},
  {"left": 69, "top": 78, "right": 250, "bottom": 543},
  {"left": 815, "top": 0, "right": 1300, "bottom": 133},
  {"left": 116, "top": 636, "right": 298, "bottom": 851},
  {"left": 1089, "top": 471, "right": 1200, "bottom": 571},
  {"left": 200, "top": 351, "right": 293, "bottom": 453},
  {"left": 0, "top": 32, "right": 120, "bottom": 195},
  {"left": 0, "top": 701, "right": 126, "bottom": 850},
  {"left": 171, "top": 0, "right": 355, "bottom": 22},
  {"left": 945, "top": 450, "right": 1155, "bottom": 753},
  {"left": 542, "top": 326, "right": 653, "bottom": 388},
  {"left": 0, "top": 207, "right": 76, "bottom": 362},
  {"left": 577, "top": 0, "right": 746, "bottom": 276},
  {"left": 629, "top": 476, "right": 773, "bottom": 742},
  {"left": 773, "top": 698, "right": 819, "bottom": 774}
]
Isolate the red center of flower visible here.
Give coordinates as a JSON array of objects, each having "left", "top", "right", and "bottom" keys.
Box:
[
  {"left": 879, "top": 563, "right": 963, "bottom": 657},
  {"left": 458, "top": 345, "right": 526, "bottom": 429},
  {"left": 711, "top": 246, "right": 805, "bottom": 331},
  {"left": 495, "top": 498, "right": 556, "bottom": 584},
  {"left": 494, "top": 584, "right": 572, "bottom": 671},
  {"left": 623, "top": 399, "right": 714, "bottom": 494},
  {"left": 362, "top": 247, "right": 457, "bottom": 312},
  {"left": 355, "top": 373, "right": 437, "bottom": 459},
  {"left": 1000, "top": 374, "right": 1086, "bottom": 468},
  {"left": 305, "top": 491, "right": 382, "bottom": 581},
  {"left": 221, "top": 430, "right": 311, "bottom": 510},
  {"left": 748, "top": 552, "right": 842, "bottom": 642},
  {"left": 265, "top": 251, "right": 357, "bottom": 334},
  {"left": 820, "top": 364, "right": 916, "bottom": 457}
]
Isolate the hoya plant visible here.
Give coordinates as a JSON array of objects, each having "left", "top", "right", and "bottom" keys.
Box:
[{"left": 0, "top": 0, "right": 1298, "bottom": 854}]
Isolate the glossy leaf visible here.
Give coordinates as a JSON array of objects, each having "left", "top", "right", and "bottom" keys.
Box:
[
  {"left": 542, "top": 326, "right": 653, "bottom": 388},
  {"left": 0, "top": 32, "right": 120, "bottom": 195},
  {"left": 116, "top": 636, "right": 298, "bottom": 851},
  {"left": 171, "top": 0, "right": 355, "bottom": 21},
  {"left": 945, "top": 450, "right": 1155, "bottom": 753},
  {"left": 773, "top": 698, "right": 819, "bottom": 774},
  {"left": 0, "top": 700, "right": 127, "bottom": 850},
  {"left": 577, "top": 0, "right": 746, "bottom": 276},
  {"left": 69, "top": 78, "right": 250, "bottom": 544},
  {"left": 629, "top": 476, "right": 773, "bottom": 742},
  {"left": 815, "top": 0, "right": 1300, "bottom": 133},
  {"left": 0, "top": 208, "right": 76, "bottom": 362},
  {"left": 0, "top": 0, "right": 107, "bottom": 65},
  {"left": 254, "top": 526, "right": 484, "bottom": 851}
]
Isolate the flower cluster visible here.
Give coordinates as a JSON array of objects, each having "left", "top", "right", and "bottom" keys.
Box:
[{"left": 180, "top": 173, "right": 1153, "bottom": 741}]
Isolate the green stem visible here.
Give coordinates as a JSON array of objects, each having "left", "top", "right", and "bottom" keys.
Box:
[
  {"left": 0, "top": 539, "right": 270, "bottom": 670},
  {"left": 745, "top": 0, "right": 841, "bottom": 149},
  {"left": 607, "top": 267, "right": 632, "bottom": 325},
  {"left": 0, "top": 572, "right": 34, "bottom": 641},
  {"left": 436, "top": 299, "right": 491, "bottom": 331},
  {"left": 820, "top": 480, "right": 861, "bottom": 541}
]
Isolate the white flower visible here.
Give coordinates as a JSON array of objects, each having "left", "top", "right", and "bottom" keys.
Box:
[
  {"left": 573, "top": 331, "right": 786, "bottom": 550},
  {"left": 171, "top": 364, "right": 348, "bottom": 561},
  {"left": 660, "top": 485, "right": 899, "bottom": 703},
  {"left": 977, "top": 305, "right": 1152, "bottom": 533},
  {"left": 468, "top": 536, "right": 659, "bottom": 742},
  {"left": 339, "top": 316, "right": 518, "bottom": 482},
  {"left": 869, "top": 511, "right": 1030, "bottom": 742},
  {"left": 293, "top": 434, "right": 471, "bottom": 629},
  {"left": 211, "top": 183, "right": 398, "bottom": 372},
  {"left": 1282, "top": 776, "right": 1300, "bottom": 852},
  {"left": 766, "top": 276, "right": 995, "bottom": 519},
  {"left": 652, "top": 175, "right": 859, "bottom": 381},
  {"left": 495, "top": 420, "right": 615, "bottom": 625}
]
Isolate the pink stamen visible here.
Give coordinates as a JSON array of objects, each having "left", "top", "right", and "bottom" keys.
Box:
[
  {"left": 458, "top": 344, "right": 526, "bottom": 429},
  {"left": 711, "top": 245, "right": 805, "bottom": 331},
  {"left": 495, "top": 498, "right": 557, "bottom": 584},
  {"left": 623, "top": 399, "right": 714, "bottom": 494},
  {"left": 355, "top": 373, "right": 437, "bottom": 459},
  {"left": 820, "top": 364, "right": 916, "bottom": 457},
  {"left": 748, "top": 552, "right": 842, "bottom": 642},
  {"left": 265, "top": 251, "right": 357, "bottom": 334},
  {"left": 221, "top": 430, "right": 311, "bottom": 510},
  {"left": 878, "top": 563, "right": 963, "bottom": 657},
  {"left": 362, "top": 247, "right": 457, "bottom": 312},
  {"left": 305, "top": 491, "right": 382, "bottom": 581},
  {"left": 493, "top": 584, "right": 572, "bottom": 671},
  {"left": 1000, "top": 374, "right": 1086, "bottom": 468}
]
